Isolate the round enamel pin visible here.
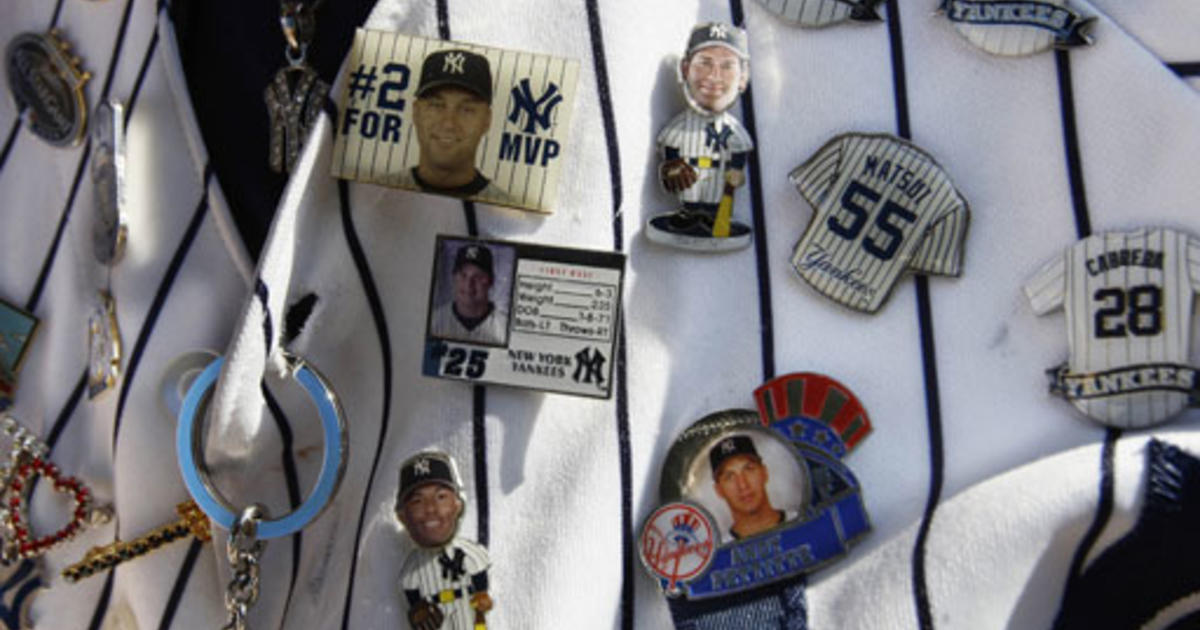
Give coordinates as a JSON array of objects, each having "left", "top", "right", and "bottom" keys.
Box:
[
  {"left": 5, "top": 30, "right": 91, "bottom": 146},
  {"left": 754, "top": 0, "right": 882, "bottom": 27},
  {"left": 938, "top": 0, "right": 1094, "bottom": 56},
  {"left": 640, "top": 373, "right": 871, "bottom": 610}
]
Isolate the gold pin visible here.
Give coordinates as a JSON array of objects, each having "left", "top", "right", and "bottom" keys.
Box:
[{"left": 62, "top": 500, "right": 211, "bottom": 582}]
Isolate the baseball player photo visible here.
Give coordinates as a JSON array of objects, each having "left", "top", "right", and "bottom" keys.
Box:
[
  {"left": 646, "top": 22, "right": 755, "bottom": 252},
  {"left": 684, "top": 430, "right": 808, "bottom": 541},
  {"left": 396, "top": 451, "right": 493, "bottom": 630},
  {"left": 332, "top": 30, "right": 580, "bottom": 214},
  {"left": 429, "top": 241, "right": 513, "bottom": 347},
  {"left": 396, "top": 49, "right": 512, "bottom": 203}
]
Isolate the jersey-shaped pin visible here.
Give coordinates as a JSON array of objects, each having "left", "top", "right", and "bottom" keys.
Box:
[
  {"left": 789, "top": 133, "right": 969, "bottom": 313},
  {"left": 754, "top": 0, "right": 883, "bottom": 27},
  {"left": 1025, "top": 228, "right": 1200, "bottom": 428},
  {"left": 937, "top": 0, "right": 1094, "bottom": 56}
]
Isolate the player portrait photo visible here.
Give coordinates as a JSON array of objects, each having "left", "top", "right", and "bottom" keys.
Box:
[
  {"left": 428, "top": 238, "right": 515, "bottom": 347},
  {"left": 397, "top": 49, "right": 511, "bottom": 201},
  {"left": 332, "top": 30, "right": 580, "bottom": 214},
  {"left": 682, "top": 426, "right": 810, "bottom": 542}
]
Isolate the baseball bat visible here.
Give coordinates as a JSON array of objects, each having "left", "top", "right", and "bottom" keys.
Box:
[{"left": 712, "top": 182, "right": 735, "bottom": 238}]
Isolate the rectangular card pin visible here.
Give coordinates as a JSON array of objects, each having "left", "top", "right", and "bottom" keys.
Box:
[
  {"left": 331, "top": 29, "right": 580, "bottom": 213},
  {"left": 0, "top": 298, "right": 39, "bottom": 397},
  {"left": 422, "top": 236, "right": 624, "bottom": 398}
]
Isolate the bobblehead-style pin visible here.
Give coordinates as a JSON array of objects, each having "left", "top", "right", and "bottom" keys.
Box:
[
  {"left": 790, "top": 132, "right": 969, "bottom": 314},
  {"left": 1025, "top": 228, "right": 1200, "bottom": 428},
  {"left": 395, "top": 451, "right": 492, "bottom": 630},
  {"left": 754, "top": 0, "right": 883, "bottom": 26},
  {"left": 646, "top": 23, "right": 754, "bottom": 253},
  {"left": 5, "top": 30, "right": 91, "bottom": 146},
  {"left": 640, "top": 373, "right": 870, "bottom": 621},
  {"left": 937, "top": 0, "right": 1094, "bottom": 56}
]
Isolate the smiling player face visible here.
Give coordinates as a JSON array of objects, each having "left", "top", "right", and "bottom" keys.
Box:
[
  {"left": 401, "top": 482, "right": 464, "bottom": 548},
  {"left": 413, "top": 86, "right": 492, "bottom": 186},
  {"left": 682, "top": 45, "right": 746, "bottom": 114}
]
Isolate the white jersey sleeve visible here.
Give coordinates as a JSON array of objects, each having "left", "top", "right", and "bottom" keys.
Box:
[
  {"left": 1024, "top": 253, "right": 1067, "bottom": 316},
  {"left": 909, "top": 206, "right": 969, "bottom": 276}
]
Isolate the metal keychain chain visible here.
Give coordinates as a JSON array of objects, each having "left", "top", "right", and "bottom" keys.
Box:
[{"left": 222, "top": 505, "right": 267, "bottom": 630}]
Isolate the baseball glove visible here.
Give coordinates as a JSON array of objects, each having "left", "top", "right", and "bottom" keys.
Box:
[
  {"left": 660, "top": 158, "right": 698, "bottom": 193},
  {"left": 408, "top": 601, "right": 444, "bottom": 630}
]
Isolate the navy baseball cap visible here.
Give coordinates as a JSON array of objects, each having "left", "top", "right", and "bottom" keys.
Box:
[
  {"left": 709, "top": 434, "right": 760, "bottom": 474},
  {"left": 398, "top": 451, "right": 461, "bottom": 501},
  {"left": 416, "top": 49, "right": 493, "bottom": 104},
  {"left": 453, "top": 243, "right": 494, "bottom": 279},
  {"left": 686, "top": 22, "right": 749, "bottom": 60}
]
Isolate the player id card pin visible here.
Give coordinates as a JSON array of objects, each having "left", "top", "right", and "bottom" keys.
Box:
[
  {"left": 5, "top": 30, "right": 92, "bottom": 147},
  {"left": 640, "top": 373, "right": 870, "bottom": 608},
  {"left": 0, "top": 299, "right": 39, "bottom": 410},
  {"left": 423, "top": 236, "right": 624, "bottom": 399},
  {"left": 789, "top": 132, "right": 970, "bottom": 314},
  {"left": 647, "top": 23, "right": 754, "bottom": 253},
  {"left": 1025, "top": 228, "right": 1200, "bottom": 429},
  {"left": 754, "top": 0, "right": 883, "bottom": 26},
  {"left": 331, "top": 30, "right": 579, "bottom": 213},
  {"left": 937, "top": 0, "right": 1094, "bottom": 56}
]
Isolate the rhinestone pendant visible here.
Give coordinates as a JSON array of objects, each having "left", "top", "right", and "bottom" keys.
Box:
[
  {"left": 86, "top": 291, "right": 121, "bottom": 399},
  {"left": 265, "top": 63, "right": 328, "bottom": 174}
]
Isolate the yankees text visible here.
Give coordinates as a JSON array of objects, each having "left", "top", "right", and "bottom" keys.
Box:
[
  {"left": 1060, "top": 364, "right": 1197, "bottom": 400},
  {"left": 795, "top": 244, "right": 877, "bottom": 302}
]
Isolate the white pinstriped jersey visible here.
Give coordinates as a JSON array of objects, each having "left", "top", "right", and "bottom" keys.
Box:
[
  {"left": 789, "top": 133, "right": 969, "bottom": 313},
  {"left": 657, "top": 109, "right": 753, "bottom": 207},
  {"left": 401, "top": 538, "right": 491, "bottom": 630},
  {"left": 1025, "top": 228, "right": 1200, "bottom": 428}
]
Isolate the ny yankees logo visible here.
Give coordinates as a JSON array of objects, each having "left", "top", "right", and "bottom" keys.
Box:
[
  {"left": 414, "top": 458, "right": 431, "bottom": 476},
  {"left": 721, "top": 439, "right": 736, "bottom": 454},
  {"left": 507, "top": 79, "right": 563, "bottom": 135},
  {"left": 442, "top": 51, "right": 466, "bottom": 74},
  {"left": 572, "top": 347, "right": 606, "bottom": 387},
  {"left": 439, "top": 548, "right": 467, "bottom": 580},
  {"left": 265, "top": 65, "right": 329, "bottom": 173},
  {"left": 704, "top": 123, "right": 733, "bottom": 151},
  {"left": 708, "top": 23, "right": 729, "bottom": 39}
]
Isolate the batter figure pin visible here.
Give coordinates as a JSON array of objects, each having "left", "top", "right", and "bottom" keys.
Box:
[
  {"left": 396, "top": 451, "right": 492, "bottom": 630},
  {"left": 646, "top": 22, "right": 755, "bottom": 253}
]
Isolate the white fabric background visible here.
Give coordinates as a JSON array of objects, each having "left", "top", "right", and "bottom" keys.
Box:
[{"left": 1, "top": 0, "right": 1198, "bottom": 628}]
